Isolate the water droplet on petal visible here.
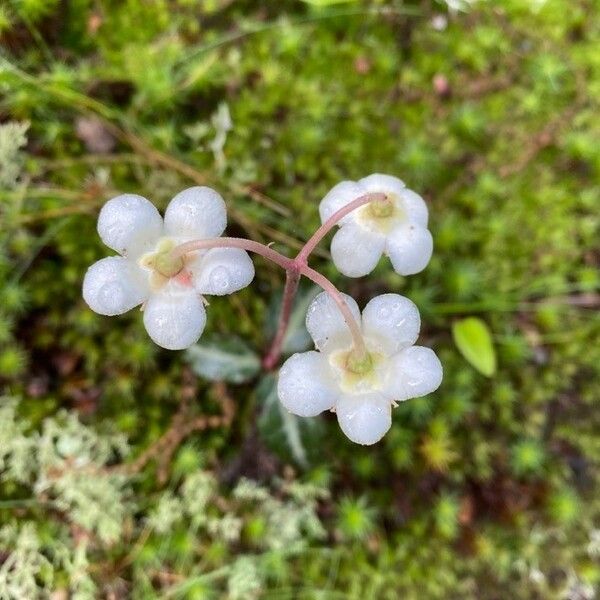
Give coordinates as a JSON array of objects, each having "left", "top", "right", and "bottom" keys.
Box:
[
  {"left": 99, "top": 281, "right": 126, "bottom": 312},
  {"left": 209, "top": 266, "right": 230, "bottom": 292},
  {"left": 378, "top": 306, "right": 391, "bottom": 319}
]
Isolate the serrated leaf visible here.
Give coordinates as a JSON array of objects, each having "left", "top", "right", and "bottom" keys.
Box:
[
  {"left": 256, "top": 374, "right": 323, "bottom": 467},
  {"left": 452, "top": 317, "right": 497, "bottom": 377},
  {"left": 186, "top": 335, "right": 260, "bottom": 384},
  {"left": 264, "top": 284, "right": 319, "bottom": 356}
]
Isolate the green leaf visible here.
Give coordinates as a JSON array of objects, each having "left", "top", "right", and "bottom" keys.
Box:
[
  {"left": 452, "top": 317, "right": 497, "bottom": 377},
  {"left": 186, "top": 335, "right": 260, "bottom": 384},
  {"left": 256, "top": 374, "right": 323, "bottom": 467},
  {"left": 264, "top": 284, "right": 319, "bottom": 357}
]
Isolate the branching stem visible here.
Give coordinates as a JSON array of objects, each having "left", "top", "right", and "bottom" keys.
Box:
[
  {"left": 172, "top": 237, "right": 295, "bottom": 270},
  {"left": 297, "top": 192, "right": 387, "bottom": 263},
  {"left": 262, "top": 270, "right": 300, "bottom": 370},
  {"left": 171, "top": 193, "right": 385, "bottom": 367}
]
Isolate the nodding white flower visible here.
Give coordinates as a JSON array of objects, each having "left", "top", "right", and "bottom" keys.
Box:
[
  {"left": 277, "top": 292, "right": 442, "bottom": 445},
  {"left": 82, "top": 187, "right": 254, "bottom": 350},
  {"left": 319, "top": 174, "right": 433, "bottom": 278}
]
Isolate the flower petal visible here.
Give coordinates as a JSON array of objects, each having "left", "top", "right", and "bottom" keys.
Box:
[
  {"left": 330, "top": 223, "right": 385, "bottom": 278},
  {"left": 382, "top": 346, "right": 443, "bottom": 402},
  {"left": 398, "top": 188, "right": 428, "bottom": 227},
  {"left": 191, "top": 248, "right": 255, "bottom": 296},
  {"left": 97, "top": 194, "right": 162, "bottom": 258},
  {"left": 385, "top": 223, "right": 433, "bottom": 276},
  {"left": 319, "top": 180, "right": 366, "bottom": 226},
  {"left": 164, "top": 186, "right": 227, "bottom": 242},
  {"left": 277, "top": 351, "right": 338, "bottom": 417},
  {"left": 358, "top": 173, "right": 405, "bottom": 200},
  {"left": 362, "top": 294, "right": 421, "bottom": 355},
  {"left": 336, "top": 393, "right": 391, "bottom": 445},
  {"left": 306, "top": 291, "right": 361, "bottom": 354},
  {"left": 82, "top": 256, "right": 149, "bottom": 316},
  {"left": 143, "top": 283, "right": 206, "bottom": 350}
]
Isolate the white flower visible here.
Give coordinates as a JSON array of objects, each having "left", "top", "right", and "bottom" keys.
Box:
[
  {"left": 82, "top": 187, "right": 254, "bottom": 350},
  {"left": 319, "top": 173, "right": 433, "bottom": 278},
  {"left": 277, "top": 292, "right": 442, "bottom": 445}
]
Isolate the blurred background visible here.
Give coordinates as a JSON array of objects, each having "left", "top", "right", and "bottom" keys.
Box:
[{"left": 0, "top": 0, "right": 598, "bottom": 598}]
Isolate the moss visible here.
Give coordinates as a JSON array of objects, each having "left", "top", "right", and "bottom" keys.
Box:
[{"left": 0, "top": 0, "right": 598, "bottom": 596}]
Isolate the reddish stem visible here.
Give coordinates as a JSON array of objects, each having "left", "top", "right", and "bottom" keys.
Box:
[
  {"left": 262, "top": 269, "right": 301, "bottom": 370},
  {"left": 171, "top": 237, "right": 294, "bottom": 271},
  {"left": 296, "top": 192, "right": 387, "bottom": 264},
  {"left": 172, "top": 192, "right": 386, "bottom": 367},
  {"left": 170, "top": 237, "right": 366, "bottom": 359},
  {"left": 261, "top": 191, "right": 385, "bottom": 365},
  {"left": 300, "top": 265, "right": 366, "bottom": 356}
]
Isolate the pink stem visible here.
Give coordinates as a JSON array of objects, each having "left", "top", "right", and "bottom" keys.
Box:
[
  {"left": 300, "top": 265, "right": 366, "bottom": 356},
  {"left": 296, "top": 192, "right": 387, "bottom": 264},
  {"left": 262, "top": 270, "right": 300, "bottom": 370},
  {"left": 261, "top": 191, "right": 386, "bottom": 366},
  {"left": 172, "top": 237, "right": 294, "bottom": 271},
  {"left": 170, "top": 237, "right": 367, "bottom": 358}
]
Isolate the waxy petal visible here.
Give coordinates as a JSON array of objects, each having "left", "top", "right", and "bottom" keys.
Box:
[
  {"left": 398, "top": 188, "right": 428, "bottom": 228},
  {"left": 97, "top": 194, "right": 162, "bottom": 258},
  {"left": 191, "top": 248, "right": 255, "bottom": 296},
  {"left": 361, "top": 294, "right": 421, "bottom": 355},
  {"left": 385, "top": 223, "right": 433, "bottom": 276},
  {"left": 336, "top": 392, "right": 391, "bottom": 445},
  {"left": 83, "top": 256, "right": 149, "bottom": 316},
  {"left": 319, "top": 180, "right": 366, "bottom": 226},
  {"left": 382, "top": 346, "right": 443, "bottom": 402},
  {"left": 306, "top": 291, "right": 361, "bottom": 354},
  {"left": 164, "top": 186, "right": 227, "bottom": 242},
  {"left": 358, "top": 173, "right": 406, "bottom": 201},
  {"left": 330, "top": 223, "right": 386, "bottom": 278},
  {"left": 278, "top": 351, "right": 338, "bottom": 417},
  {"left": 143, "top": 283, "right": 206, "bottom": 350}
]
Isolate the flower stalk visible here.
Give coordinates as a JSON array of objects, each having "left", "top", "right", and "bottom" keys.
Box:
[
  {"left": 170, "top": 235, "right": 367, "bottom": 361},
  {"left": 262, "top": 270, "right": 300, "bottom": 370},
  {"left": 82, "top": 176, "right": 440, "bottom": 445},
  {"left": 297, "top": 191, "right": 387, "bottom": 264},
  {"left": 169, "top": 192, "right": 385, "bottom": 367}
]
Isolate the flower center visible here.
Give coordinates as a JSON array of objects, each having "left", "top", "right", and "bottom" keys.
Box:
[
  {"left": 368, "top": 197, "right": 394, "bottom": 219},
  {"left": 140, "top": 239, "right": 185, "bottom": 283},
  {"left": 345, "top": 349, "right": 374, "bottom": 375},
  {"left": 154, "top": 250, "right": 184, "bottom": 278},
  {"left": 357, "top": 194, "right": 403, "bottom": 234},
  {"left": 330, "top": 347, "right": 384, "bottom": 394}
]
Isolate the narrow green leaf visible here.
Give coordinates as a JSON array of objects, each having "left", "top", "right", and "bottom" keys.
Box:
[
  {"left": 452, "top": 317, "right": 497, "bottom": 377},
  {"left": 186, "top": 335, "right": 260, "bottom": 384}
]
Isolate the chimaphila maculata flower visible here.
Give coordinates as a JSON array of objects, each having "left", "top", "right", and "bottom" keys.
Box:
[
  {"left": 319, "top": 173, "right": 433, "bottom": 278},
  {"left": 277, "top": 292, "right": 442, "bottom": 445},
  {"left": 82, "top": 187, "right": 254, "bottom": 350}
]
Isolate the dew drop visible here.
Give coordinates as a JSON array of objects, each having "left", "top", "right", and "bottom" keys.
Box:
[
  {"left": 209, "top": 266, "right": 230, "bottom": 292},
  {"left": 99, "top": 281, "right": 125, "bottom": 311},
  {"left": 378, "top": 306, "right": 391, "bottom": 319}
]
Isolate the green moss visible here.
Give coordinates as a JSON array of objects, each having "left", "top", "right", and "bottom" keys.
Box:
[
  {"left": 0, "top": 346, "right": 28, "bottom": 378},
  {"left": 0, "top": 0, "right": 598, "bottom": 596},
  {"left": 337, "top": 497, "right": 377, "bottom": 541}
]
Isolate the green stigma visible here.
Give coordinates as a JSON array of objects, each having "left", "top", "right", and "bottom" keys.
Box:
[
  {"left": 154, "top": 252, "right": 184, "bottom": 278},
  {"left": 368, "top": 197, "right": 394, "bottom": 219},
  {"left": 346, "top": 350, "right": 374, "bottom": 375},
  {"left": 142, "top": 239, "right": 184, "bottom": 278}
]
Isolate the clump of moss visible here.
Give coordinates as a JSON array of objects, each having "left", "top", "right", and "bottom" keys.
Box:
[{"left": 0, "top": 0, "right": 598, "bottom": 596}]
